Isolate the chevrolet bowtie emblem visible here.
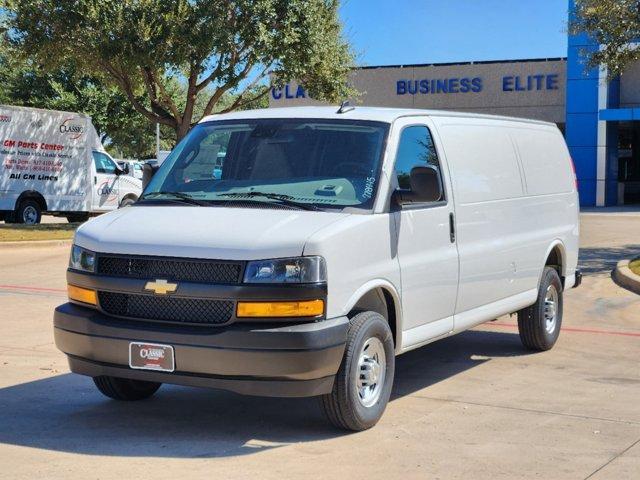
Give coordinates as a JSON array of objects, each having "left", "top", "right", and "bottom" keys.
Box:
[{"left": 144, "top": 279, "right": 178, "bottom": 295}]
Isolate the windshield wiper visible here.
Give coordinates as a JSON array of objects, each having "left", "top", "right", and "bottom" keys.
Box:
[
  {"left": 139, "top": 191, "right": 211, "bottom": 206},
  {"left": 217, "top": 191, "right": 321, "bottom": 211}
]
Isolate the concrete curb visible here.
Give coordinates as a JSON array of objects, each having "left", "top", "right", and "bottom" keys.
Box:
[
  {"left": 613, "top": 259, "right": 640, "bottom": 295},
  {"left": 0, "top": 239, "right": 72, "bottom": 249}
]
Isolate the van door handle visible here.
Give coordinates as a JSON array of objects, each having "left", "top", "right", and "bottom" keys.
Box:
[
  {"left": 449, "top": 212, "right": 456, "bottom": 243},
  {"left": 94, "top": 176, "right": 97, "bottom": 185}
]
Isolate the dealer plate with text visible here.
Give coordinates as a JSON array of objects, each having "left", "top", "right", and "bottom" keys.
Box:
[{"left": 129, "top": 342, "right": 175, "bottom": 372}]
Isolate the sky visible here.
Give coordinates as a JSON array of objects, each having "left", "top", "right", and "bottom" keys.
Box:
[{"left": 339, "top": 0, "right": 569, "bottom": 66}]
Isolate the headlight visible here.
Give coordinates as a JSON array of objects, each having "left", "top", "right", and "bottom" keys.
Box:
[
  {"left": 69, "top": 245, "right": 96, "bottom": 273},
  {"left": 244, "top": 256, "right": 326, "bottom": 284}
]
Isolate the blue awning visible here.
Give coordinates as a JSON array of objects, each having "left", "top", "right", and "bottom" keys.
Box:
[{"left": 599, "top": 108, "right": 639, "bottom": 121}]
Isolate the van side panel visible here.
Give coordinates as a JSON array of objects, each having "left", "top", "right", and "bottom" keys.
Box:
[
  {"left": 510, "top": 126, "right": 580, "bottom": 282},
  {"left": 436, "top": 119, "right": 530, "bottom": 317},
  {"left": 433, "top": 117, "right": 579, "bottom": 329},
  {"left": 511, "top": 127, "right": 574, "bottom": 196},
  {"left": 0, "top": 106, "right": 94, "bottom": 213},
  {"left": 439, "top": 124, "right": 524, "bottom": 204}
]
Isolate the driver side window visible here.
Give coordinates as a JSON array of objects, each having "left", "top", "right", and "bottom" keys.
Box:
[
  {"left": 93, "top": 152, "right": 117, "bottom": 174},
  {"left": 395, "top": 126, "right": 441, "bottom": 190}
]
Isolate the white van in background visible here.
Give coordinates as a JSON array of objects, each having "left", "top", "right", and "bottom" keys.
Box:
[
  {"left": 0, "top": 105, "right": 142, "bottom": 224},
  {"left": 117, "top": 160, "right": 144, "bottom": 180},
  {"left": 55, "top": 106, "right": 580, "bottom": 431}
]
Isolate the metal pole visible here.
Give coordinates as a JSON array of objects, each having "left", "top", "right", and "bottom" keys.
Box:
[{"left": 156, "top": 122, "right": 160, "bottom": 159}]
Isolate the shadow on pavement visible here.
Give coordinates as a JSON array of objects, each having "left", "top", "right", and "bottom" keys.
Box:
[
  {"left": 578, "top": 244, "right": 640, "bottom": 275},
  {"left": 0, "top": 329, "right": 527, "bottom": 458}
]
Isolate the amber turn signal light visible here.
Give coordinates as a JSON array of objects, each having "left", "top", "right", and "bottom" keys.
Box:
[
  {"left": 67, "top": 284, "right": 97, "bottom": 305},
  {"left": 236, "top": 299, "right": 324, "bottom": 318}
]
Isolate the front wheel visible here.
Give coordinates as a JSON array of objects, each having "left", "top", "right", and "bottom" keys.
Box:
[
  {"left": 93, "top": 376, "right": 161, "bottom": 401},
  {"left": 517, "top": 267, "right": 563, "bottom": 351},
  {"left": 321, "top": 311, "right": 395, "bottom": 431}
]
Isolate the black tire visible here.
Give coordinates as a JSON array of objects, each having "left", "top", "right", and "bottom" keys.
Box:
[
  {"left": 66, "top": 213, "right": 90, "bottom": 223},
  {"left": 518, "top": 266, "right": 563, "bottom": 351},
  {"left": 16, "top": 199, "right": 42, "bottom": 225},
  {"left": 119, "top": 196, "right": 137, "bottom": 208},
  {"left": 320, "top": 311, "right": 395, "bottom": 431},
  {"left": 93, "top": 376, "right": 161, "bottom": 401}
]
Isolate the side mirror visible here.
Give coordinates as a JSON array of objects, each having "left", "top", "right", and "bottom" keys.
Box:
[
  {"left": 393, "top": 165, "right": 443, "bottom": 205},
  {"left": 142, "top": 162, "right": 160, "bottom": 189}
]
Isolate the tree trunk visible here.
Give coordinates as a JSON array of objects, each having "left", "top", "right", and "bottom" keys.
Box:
[{"left": 175, "top": 121, "right": 191, "bottom": 142}]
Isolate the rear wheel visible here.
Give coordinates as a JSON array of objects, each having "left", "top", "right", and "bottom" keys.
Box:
[
  {"left": 517, "top": 266, "right": 563, "bottom": 351},
  {"left": 93, "top": 376, "right": 161, "bottom": 401},
  {"left": 16, "top": 199, "right": 42, "bottom": 225},
  {"left": 320, "top": 311, "right": 395, "bottom": 431},
  {"left": 65, "top": 213, "right": 90, "bottom": 223}
]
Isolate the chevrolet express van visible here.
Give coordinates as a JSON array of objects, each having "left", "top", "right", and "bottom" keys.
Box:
[{"left": 54, "top": 106, "right": 581, "bottom": 431}]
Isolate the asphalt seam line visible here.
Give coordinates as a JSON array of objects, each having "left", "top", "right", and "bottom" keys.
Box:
[
  {"left": 408, "top": 395, "right": 640, "bottom": 426},
  {"left": 583, "top": 436, "right": 640, "bottom": 480}
]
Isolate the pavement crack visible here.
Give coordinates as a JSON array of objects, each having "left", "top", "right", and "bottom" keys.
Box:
[
  {"left": 583, "top": 436, "right": 640, "bottom": 480},
  {"left": 408, "top": 395, "right": 640, "bottom": 426}
]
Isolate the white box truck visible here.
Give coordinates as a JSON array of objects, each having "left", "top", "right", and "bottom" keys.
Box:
[
  {"left": 0, "top": 105, "right": 142, "bottom": 224},
  {"left": 54, "top": 106, "right": 581, "bottom": 431}
]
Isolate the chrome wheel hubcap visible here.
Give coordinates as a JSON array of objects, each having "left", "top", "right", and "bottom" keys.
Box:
[
  {"left": 356, "top": 337, "right": 386, "bottom": 408},
  {"left": 22, "top": 206, "right": 37, "bottom": 224},
  {"left": 543, "top": 284, "right": 559, "bottom": 334}
]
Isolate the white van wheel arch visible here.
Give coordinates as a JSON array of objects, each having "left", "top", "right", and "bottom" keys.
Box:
[{"left": 348, "top": 285, "right": 400, "bottom": 350}]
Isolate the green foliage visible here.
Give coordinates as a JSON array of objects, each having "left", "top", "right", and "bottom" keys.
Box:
[
  {"left": 571, "top": 0, "right": 640, "bottom": 78},
  {"left": 5, "top": 0, "right": 355, "bottom": 140},
  {"left": 0, "top": 40, "right": 162, "bottom": 157}
]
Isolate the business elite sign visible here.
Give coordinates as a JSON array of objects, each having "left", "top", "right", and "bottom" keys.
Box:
[{"left": 271, "top": 73, "right": 560, "bottom": 100}]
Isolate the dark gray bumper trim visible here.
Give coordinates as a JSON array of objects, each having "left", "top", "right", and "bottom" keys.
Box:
[
  {"left": 67, "top": 355, "right": 335, "bottom": 397},
  {"left": 54, "top": 303, "right": 348, "bottom": 350},
  {"left": 54, "top": 303, "right": 348, "bottom": 397}
]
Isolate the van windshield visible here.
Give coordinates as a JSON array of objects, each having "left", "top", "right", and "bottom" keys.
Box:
[{"left": 143, "top": 119, "right": 389, "bottom": 211}]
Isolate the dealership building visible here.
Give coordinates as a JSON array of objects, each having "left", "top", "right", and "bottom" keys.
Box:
[{"left": 270, "top": 2, "right": 640, "bottom": 207}]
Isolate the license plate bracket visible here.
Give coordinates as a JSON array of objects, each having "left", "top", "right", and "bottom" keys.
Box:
[{"left": 129, "top": 342, "right": 175, "bottom": 372}]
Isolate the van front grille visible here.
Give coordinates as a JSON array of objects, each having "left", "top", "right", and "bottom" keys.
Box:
[
  {"left": 96, "top": 254, "right": 244, "bottom": 284},
  {"left": 98, "top": 291, "right": 234, "bottom": 326}
]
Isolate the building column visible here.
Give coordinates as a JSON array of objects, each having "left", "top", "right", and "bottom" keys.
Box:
[{"left": 566, "top": 0, "right": 602, "bottom": 207}]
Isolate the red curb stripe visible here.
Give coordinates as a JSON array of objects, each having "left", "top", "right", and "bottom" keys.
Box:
[
  {"left": 483, "top": 322, "right": 640, "bottom": 338},
  {"left": 0, "top": 284, "right": 67, "bottom": 293}
]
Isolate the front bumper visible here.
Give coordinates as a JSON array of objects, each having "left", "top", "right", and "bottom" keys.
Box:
[{"left": 54, "top": 303, "right": 348, "bottom": 397}]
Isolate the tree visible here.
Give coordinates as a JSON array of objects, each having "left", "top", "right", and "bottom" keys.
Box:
[
  {"left": 571, "top": 0, "right": 640, "bottom": 78},
  {"left": 5, "top": 0, "right": 355, "bottom": 141},
  {"left": 0, "top": 40, "right": 161, "bottom": 157}
]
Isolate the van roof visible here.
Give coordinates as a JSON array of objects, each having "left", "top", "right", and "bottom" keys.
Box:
[
  {"left": 0, "top": 104, "right": 92, "bottom": 119},
  {"left": 199, "top": 106, "right": 556, "bottom": 127}
]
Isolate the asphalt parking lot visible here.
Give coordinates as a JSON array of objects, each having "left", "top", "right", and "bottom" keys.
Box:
[{"left": 0, "top": 212, "right": 638, "bottom": 480}]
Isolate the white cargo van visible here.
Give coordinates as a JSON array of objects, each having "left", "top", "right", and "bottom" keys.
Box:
[
  {"left": 54, "top": 107, "right": 581, "bottom": 430},
  {"left": 0, "top": 105, "right": 142, "bottom": 224}
]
